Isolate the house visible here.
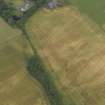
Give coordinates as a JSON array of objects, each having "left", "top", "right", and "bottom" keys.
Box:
[
  {"left": 48, "top": 0, "right": 64, "bottom": 9},
  {"left": 18, "top": 0, "right": 33, "bottom": 12},
  {"left": 48, "top": 0, "right": 58, "bottom": 9}
]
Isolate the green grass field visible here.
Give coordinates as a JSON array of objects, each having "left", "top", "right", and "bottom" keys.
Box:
[
  {"left": 66, "top": 0, "right": 105, "bottom": 26},
  {"left": 0, "top": 17, "right": 49, "bottom": 105},
  {"left": 26, "top": 6, "right": 105, "bottom": 105}
]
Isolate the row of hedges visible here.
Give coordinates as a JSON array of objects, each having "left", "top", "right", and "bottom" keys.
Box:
[{"left": 27, "top": 55, "right": 64, "bottom": 105}]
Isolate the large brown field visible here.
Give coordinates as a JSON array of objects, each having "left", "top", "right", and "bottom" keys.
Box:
[
  {"left": 0, "top": 18, "right": 49, "bottom": 105},
  {"left": 26, "top": 6, "right": 105, "bottom": 105}
]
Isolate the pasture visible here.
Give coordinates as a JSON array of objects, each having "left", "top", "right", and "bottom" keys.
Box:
[
  {"left": 26, "top": 7, "right": 105, "bottom": 105},
  {"left": 67, "top": 0, "right": 105, "bottom": 26},
  {"left": 0, "top": 18, "right": 49, "bottom": 105}
]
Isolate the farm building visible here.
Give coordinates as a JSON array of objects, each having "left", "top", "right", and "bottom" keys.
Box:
[
  {"left": 18, "top": 0, "right": 33, "bottom": 12},
  {"left": 48, "top": 0, "right": 64, "bottom": 9}
]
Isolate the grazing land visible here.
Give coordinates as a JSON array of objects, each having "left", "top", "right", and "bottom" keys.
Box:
[
  {"left": 26, "top": 6, "right": 105, "bottom": 105},
  {"left": 66, "top": 0, "right": 105, "bottom": 26},
  {"left": 0, "top": 18, "right": 49, "bottom": 105}
]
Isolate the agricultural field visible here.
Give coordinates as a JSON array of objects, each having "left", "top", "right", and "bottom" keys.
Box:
[
  {"left": 26, "top": 6, "right": 105, "bottom": 105},
  {"left": 67, "top": 0, "right": 105, "bottom": 26},
  {"left": 0, "top": 18, "right": 49, "bottom": 105}
]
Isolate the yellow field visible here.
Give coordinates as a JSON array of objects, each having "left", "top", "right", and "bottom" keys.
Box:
[
  {"left": 0, "top": 18, "right": 49, "bottom": 105},
  {"left": 26, "top": 7, "right": 105, "bottom": 105}
]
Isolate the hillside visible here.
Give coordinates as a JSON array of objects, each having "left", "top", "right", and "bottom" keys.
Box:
[{"left": 26, "top": 6, "right": 105, "bottom": 105}]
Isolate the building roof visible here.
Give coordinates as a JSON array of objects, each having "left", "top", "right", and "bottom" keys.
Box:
[{"left": 18, "top": 0, "right": 33, "bottom": 12}]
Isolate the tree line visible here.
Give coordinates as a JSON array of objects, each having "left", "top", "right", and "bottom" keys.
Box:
[{"left": 27, "top": 55, "right": 64, "bottom": 105}]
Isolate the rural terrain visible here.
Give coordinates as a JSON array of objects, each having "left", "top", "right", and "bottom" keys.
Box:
[
  {"left": 0, "top": 0, "right": 105, "bottom": 105},
  {"left": 0, "top": 17, "right": 49, "bottom": 105}
]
